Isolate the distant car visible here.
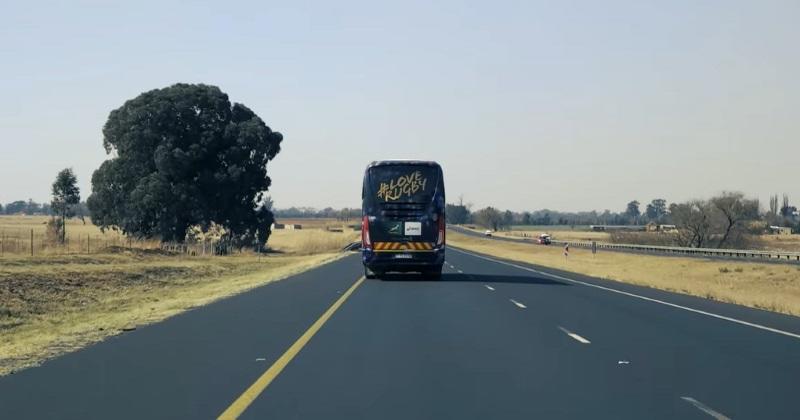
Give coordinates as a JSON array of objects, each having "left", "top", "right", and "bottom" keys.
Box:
[
  {"left": 538, "top": 234, "right": 551, "bottom": 245},
  {"left": 484, "top": 230, "right": 493, "bottom": 237}
]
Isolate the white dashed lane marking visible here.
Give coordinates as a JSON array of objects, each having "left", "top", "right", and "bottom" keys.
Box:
[
  {"left": 680, "top": 396, "right": 731, "bottom": 420},
  {"left": 509, "top": 299, "right": 526, "bottom": 309},
  {"left": 558, "top": 326, "right": 591, "bottom": 344}
]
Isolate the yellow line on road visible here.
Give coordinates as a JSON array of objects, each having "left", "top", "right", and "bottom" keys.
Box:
[{"left": 217, "top": 276, "right": 366, "bottom": 419}]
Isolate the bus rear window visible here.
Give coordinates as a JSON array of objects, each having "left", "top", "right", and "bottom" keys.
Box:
[{"left": 368, "top": 166, "right": 437, "bottom": 203}]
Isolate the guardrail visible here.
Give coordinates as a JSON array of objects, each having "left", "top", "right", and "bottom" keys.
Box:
[
  {"left": 448, "top": 226, "right": 800, "bottom": 263},
  {"left": 549, "top": 240, "right": 800, "bottom": 262}
]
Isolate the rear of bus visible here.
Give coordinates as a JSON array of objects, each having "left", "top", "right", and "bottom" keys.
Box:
[{"left": 361, "top": 161, "right": 445, "bottom": 278}]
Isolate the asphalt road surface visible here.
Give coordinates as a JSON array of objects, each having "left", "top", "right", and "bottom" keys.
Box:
[{"left": 1, "top": 248, "right": 799, "bottom": 419}]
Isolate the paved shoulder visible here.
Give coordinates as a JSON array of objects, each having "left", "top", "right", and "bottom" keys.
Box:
[{"left": 0, "top": 254, "right": 362, "bottom": 420}]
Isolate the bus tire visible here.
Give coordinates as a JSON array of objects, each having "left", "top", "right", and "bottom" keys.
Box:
[
  {"left": 424, "top": 266, "right": 442, "bottom": 280},
  {"left": 364, "top": 266, "right": 380, "bottom": 279}
]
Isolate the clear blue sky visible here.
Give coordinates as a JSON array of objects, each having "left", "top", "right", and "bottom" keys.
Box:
[{"left": 1, "top": 0, "right": 798, "bottom": 212}]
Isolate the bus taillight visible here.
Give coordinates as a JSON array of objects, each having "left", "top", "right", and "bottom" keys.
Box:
[
  {"left": 437, "top": 216, "right": 445, "bottom": 247},
  {"left": 362, "top": 216, "right": 371, "bottom": 249}
]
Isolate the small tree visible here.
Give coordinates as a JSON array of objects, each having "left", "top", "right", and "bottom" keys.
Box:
[
  {"left": 51, "top": 168, "right": 81, "bottom": 243},
  {"left": 473, "top": 207, "right": 503, "bottom": 231},
  {"left": 502, "top": 210, "right": 514, "bottom": 230},
  {"left": 670, "top": 200, "right": 712, "bottom": 248},
  {"left": 710, "top": 192, "right": 759, "bottom": 248},
  {"left": 625, "top": 200, "right": 641, "bottom": 225}
]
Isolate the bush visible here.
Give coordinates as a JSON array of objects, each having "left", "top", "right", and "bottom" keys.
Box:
[{"left": 45, "top": 217, "right": 65, "bottom": 245}]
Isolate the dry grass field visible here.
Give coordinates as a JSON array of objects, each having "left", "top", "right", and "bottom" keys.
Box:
[
  {"left": 448, "top": 231, "right": 800, "bottom": 317},
  {"left": 0, "top": 215, "right": 358, "bottom": 376},
  {"left": 0, "top": 215, "right": 148, "bottom": 255},
  {"left": 761, "top": 234, "right": 800, "bottom": 252},
  {"left": 275, "top": 217, "right": 358, "bottom": 231}
]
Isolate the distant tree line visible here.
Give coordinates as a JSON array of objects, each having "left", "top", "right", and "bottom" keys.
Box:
[{"left": 1, "top": 199, "right": 89, "bottom": 219}]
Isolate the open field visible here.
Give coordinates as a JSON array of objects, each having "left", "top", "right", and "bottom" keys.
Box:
[
  {"left": 448, "top": 230, "right": 800, "bottom": 316},
  {"left": 0, "top": 215, "right": 148, "bottom": 256},
  {"left": 0, "top": 215, "right": 359, "bottom": 256},
  {"left": 274, "top": 217, "right": 358, "bottom": 231},
  {"left": 267, "top": 227, "right": 358, "bottom": 254},
  {"left": 0, "top": 222, "right": 358, "bottom": 376},
  {"left": 761, "top": 234, "right": 800, "bottom": 252}
]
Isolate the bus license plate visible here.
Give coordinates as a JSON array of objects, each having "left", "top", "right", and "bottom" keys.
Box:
[
  {"left": 404, "top": 222, "right": 422, "bottom": 236},
  {"left": 394, "top": 253, "right": 413, "bottom": 259}
]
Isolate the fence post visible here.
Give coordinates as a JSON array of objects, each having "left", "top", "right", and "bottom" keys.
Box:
[
  {"left": 87, "top": 234, "right": 90, "bottom": 254},
  {"left": 30, "top": 229, "right": 34, "bottom": 256}
]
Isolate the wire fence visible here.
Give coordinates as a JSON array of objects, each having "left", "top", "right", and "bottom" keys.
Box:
[
  {"left": 0, "top": 228, "right": 269, "bottom": 257},
  {"left": 0, "top": 229, "right": 158, "bottom": 257}
]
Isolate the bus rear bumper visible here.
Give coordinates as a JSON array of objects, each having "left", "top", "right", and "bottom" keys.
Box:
[{"left": 362, "top": 248, "right": 445, "bottom": 273}]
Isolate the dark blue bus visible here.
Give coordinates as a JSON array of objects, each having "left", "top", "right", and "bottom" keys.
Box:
[{"left": 361, "top": 160, "right": 445, "bottom": 279}]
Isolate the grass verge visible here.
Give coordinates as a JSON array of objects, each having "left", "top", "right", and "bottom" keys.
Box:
[{"left": 449, "top": 231, "right": 800, "bottom": 317}]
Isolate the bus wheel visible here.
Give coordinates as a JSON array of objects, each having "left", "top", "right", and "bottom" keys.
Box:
[
  {"left": 364, "top": 266, "right": 380, "bottom": 279},
  {"left": 424, "top": 267, "right": 442, "bottom": 280}
]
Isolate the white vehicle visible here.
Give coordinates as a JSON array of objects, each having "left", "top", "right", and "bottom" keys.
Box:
[{"left": 484, "top": 230, "right": 493, "bottom": 237}]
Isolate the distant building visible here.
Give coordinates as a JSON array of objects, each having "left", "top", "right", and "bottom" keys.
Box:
[
  {"left": 769, "top": 226, "right": 793, "bottom": 235},
  {"left": 271, "top": 223, "right": 285, "bottom": 230},
  {"left": 286, "top": 224, "right": 302, "bottom": 230},
  {"left": 658, "top": 224, "right": 677, "bottom": 233}
]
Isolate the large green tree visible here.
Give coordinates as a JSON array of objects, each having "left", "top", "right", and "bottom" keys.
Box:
[
  {"left": 88, "top": 83, "right": 283, "bottom": 246},
  {"left": 51, "top": 168, "right": 81, "bottom": 243}
]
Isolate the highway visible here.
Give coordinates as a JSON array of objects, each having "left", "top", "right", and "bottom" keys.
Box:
[{"left": 1, "top": 248, "right": 799, "bottom": 419}]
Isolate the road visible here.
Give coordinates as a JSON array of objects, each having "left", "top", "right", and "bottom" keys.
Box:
[{"left": 1, "top": 247, "right": 799, "bottom": 419}]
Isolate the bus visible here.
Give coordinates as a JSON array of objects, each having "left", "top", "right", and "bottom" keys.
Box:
[{"left": 361, "top": 160, "right": 446, "bottom": 279}]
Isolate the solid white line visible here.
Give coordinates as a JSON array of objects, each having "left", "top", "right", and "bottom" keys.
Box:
[
  {"left": 680, "top": 397, "right": 731, "bottom": 420},
  {"left": 510, "top": 299, "right": 527, "bottom": 309},
  {"left": 450, "top": 248, "right": 800, "bottom": 340},
  {"left": 484, "top": 284, "right": 495, "bottom": 291},
  {"left": 558, "top": 326, "right": 591, "bottom": 344}
]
